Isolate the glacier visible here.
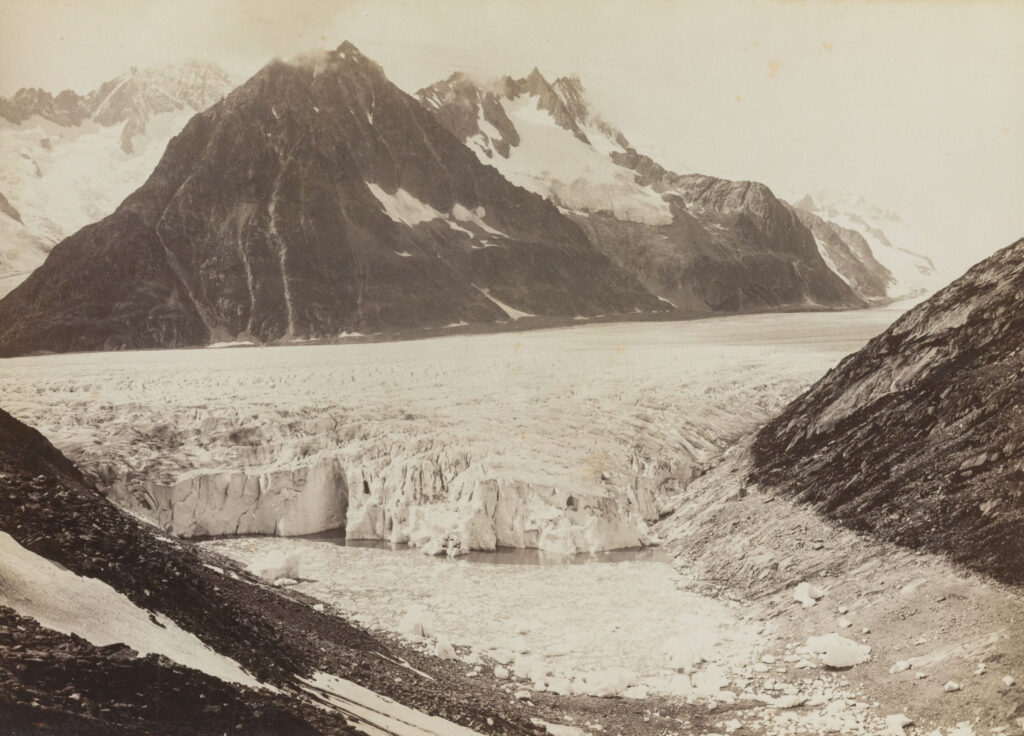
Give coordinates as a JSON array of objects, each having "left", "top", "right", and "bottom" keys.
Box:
[{"left": 0, "top": 311, "right": 905, "bottom": 555}]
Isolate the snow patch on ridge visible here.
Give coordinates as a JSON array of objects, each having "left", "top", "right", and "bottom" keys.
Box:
[
  {"left": 472, "top": 285, "right": 534, "bottom": 321},
  {"left": 367, "top": 184, "right": 446, "bottom": 227},
  {"left": 0, "top": 532, "right": 265, "bottom": 690}
]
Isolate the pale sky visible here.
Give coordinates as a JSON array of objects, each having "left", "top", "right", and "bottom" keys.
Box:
[{"left": 2, "top": 0, "right": 1022, "bottom": 276}]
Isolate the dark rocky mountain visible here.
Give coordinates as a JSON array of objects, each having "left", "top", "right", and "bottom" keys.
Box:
[
  {"left": 420, "top": 70, "right": 865, "bottom": 313},
  {"left": 0, "top": 61, "right": 233, "bottom": 153},
  {"left": 0, "top": 43, "right": 662, "bottom": 356},
  {"left": 750, "top": 237, "right": 1024, "bottom": 584},
  {"left": 788, "top": 204, "right": 894, "bottom": 301}
]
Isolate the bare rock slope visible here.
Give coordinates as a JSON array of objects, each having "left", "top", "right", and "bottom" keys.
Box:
[{"left": 750, "top": 237, "right": 1024, "bottom": 584}]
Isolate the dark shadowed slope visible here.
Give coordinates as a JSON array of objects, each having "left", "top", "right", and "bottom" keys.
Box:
[
  {"left": 0, "top": 43, "right": 661, "bottom": 356},
  {"left": 750, "top": 238, "right": 1024, "bottom": 584}
]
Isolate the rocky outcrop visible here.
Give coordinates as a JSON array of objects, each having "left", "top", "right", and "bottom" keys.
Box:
[
  {"left": 750, "top": 237, "right": 1024, "bottom": 584},
  {"left": 421, "top": 70, "right": 864, "bottom": 313},
  {"left": 789, "top": 205, "right": 893, "bottom": 301},
  {"left": 0, "top": 44, "right": 662, "bottom": 356}
]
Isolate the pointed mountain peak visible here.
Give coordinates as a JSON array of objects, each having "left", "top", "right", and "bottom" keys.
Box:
[{"left": 522, "top": 67, "right": 553, "bottom": 96}]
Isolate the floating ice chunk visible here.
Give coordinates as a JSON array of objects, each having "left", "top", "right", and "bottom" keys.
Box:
[
  {"left": 249, "top": 549, "right": 302, "bottom": 582},
  {"left": 662, "top": 635, "right": 709, "bottom": 671},
  {"left": 771, "top": 694, "right": 806, "bottom": 709},
  {"left": 622, "top": 684, "right": 650, "bottom": 700},
  {"left": 435, "top": 638, "right": 457, "bottom": 660},
  {"left": 885, "top": 714, "right": 913, "bottom": 734},
  {"left": 572, "top": 667, "right": 638, "bottom": 697}
]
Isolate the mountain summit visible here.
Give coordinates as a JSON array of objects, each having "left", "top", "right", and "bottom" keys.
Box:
[{"left": 0, "top": 44, "right": 661, "bottom": 355}]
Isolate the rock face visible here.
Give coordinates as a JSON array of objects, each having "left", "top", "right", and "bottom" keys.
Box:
[
  {"left": 750, "top": 238, "right": 1024, "bottom": 584},
  {"left": 0, "top": 44, "right": 662, "bottom": 356},
  {"left": 788, "top": 205, "right": 893, "bottom": 302},
  {"left": 420, "top": 70, "right": 864, "bottom": 313},
  {"left": 0, "top": 62, "right": 234, "bottom": 293}
]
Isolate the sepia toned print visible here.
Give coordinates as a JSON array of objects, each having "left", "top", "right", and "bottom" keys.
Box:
[{"left": 0, "top": 1, "right": 1022, "bottom": 734}]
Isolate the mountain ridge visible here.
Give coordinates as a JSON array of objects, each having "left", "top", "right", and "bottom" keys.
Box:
[
  {"left": 0, "top": 43, "right": 663, "bottom": 356},
  {"left": 419, "top": 68, "right": 867, "bottom": 312}
]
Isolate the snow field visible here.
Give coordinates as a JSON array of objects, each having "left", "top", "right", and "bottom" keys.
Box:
[{"left": 0, "top": 532, "right": 265, "bottom": 689}]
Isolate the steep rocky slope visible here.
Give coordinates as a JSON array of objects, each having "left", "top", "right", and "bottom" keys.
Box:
[
  {"left": 420, "top": 71, "right": 865, "bottom": 312},
  {"left": 0, "top": 44, "right": 662, "bottom": 356},
  {"left": 750, "top": 237, "right": 1024, "bottom": 584},
  {"left": 794, "top": 192, "right": 940, "bottom": 299},
  {"left": 0, "top": 62, "right": 234, "bottom": 293},
  {"left": 788, "top": 204, "right": 893, "bottom": 301}
]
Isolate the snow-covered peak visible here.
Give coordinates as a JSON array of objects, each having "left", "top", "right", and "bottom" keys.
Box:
[
  {"left": 1, "top": 61, "right": 233, "bottom": 133},
  {"left": 418, "top": 71, "right": 669, "bottom": 226},
  {"left": 0, "top": 60, "right": 237, "bottom": 293}
]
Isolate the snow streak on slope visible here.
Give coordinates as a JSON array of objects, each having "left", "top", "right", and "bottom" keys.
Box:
[
  {"left": 0, "top": 531, "right": 265, "bottom": 689},
  {"left": 303, "top": 672, "right": 485, "bottom": 736}
]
